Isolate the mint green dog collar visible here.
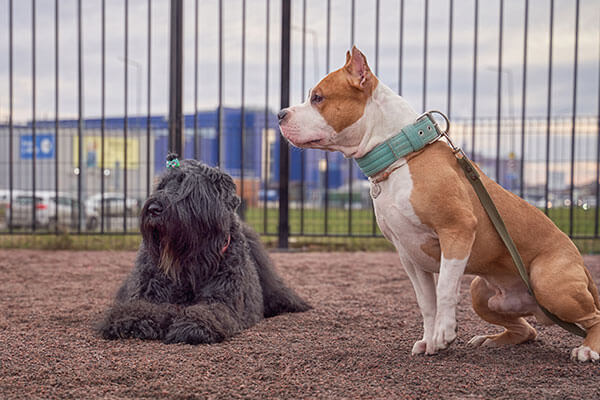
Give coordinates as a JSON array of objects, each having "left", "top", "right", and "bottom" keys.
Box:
[{"left": 355, "top": 111, "right": 448, "bottom": 178}]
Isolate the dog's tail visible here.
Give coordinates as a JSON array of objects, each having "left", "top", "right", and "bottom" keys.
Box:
[{"left": 242, "top": 223, "right": 312, "bottom": 317}]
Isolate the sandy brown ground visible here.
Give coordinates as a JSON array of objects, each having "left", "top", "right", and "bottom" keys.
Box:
[{"left": 1, "top": 250, "right": 599, "bottom": 399}]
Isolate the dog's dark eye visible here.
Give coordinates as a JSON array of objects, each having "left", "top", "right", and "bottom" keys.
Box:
[{"left": 310, "top": 93, "right": 324, "bottom": 105}]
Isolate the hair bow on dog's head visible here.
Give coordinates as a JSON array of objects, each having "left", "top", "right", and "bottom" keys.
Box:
[{"left": 166, "top": 153, "right": 180, "bottom": 169}]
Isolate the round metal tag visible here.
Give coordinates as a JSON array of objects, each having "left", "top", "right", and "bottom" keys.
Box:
[{"left": 370, "top": 183, "right": 381, "bottom": 199}]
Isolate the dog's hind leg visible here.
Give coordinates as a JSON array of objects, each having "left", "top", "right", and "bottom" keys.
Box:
[
  {"left": 529, "top": 256, "right": 600, "bottom": 362},
  {"left": 468, "top": 276, "right": 537, "bottom": 347},
  {"left": 242, "top": 223, "right": 311, "bottom": 317}
]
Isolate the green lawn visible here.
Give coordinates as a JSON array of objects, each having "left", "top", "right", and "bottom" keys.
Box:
[
  {"left": 244, "top": 207, "right": 381, "bottom": 236},
  {"left": 548, "top": 207, "right": 600, "bottom": 237},
  {"left": 244, "top": 206, "right": 600, "bottom": 238},
  {"left": 1, "top": 206, "right": 599, "bottom": 252}
]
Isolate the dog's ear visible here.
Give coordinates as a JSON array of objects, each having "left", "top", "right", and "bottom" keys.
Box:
[
  {"left": 345, "top": 46, "right": 374, "bottom": 90},
  {"left": 210, "top": 169, "right": 241, "bottom": 212}
]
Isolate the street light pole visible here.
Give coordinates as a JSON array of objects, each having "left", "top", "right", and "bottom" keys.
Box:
[{"left": 118, "top": 57, "right": 142, "bottom": 116}]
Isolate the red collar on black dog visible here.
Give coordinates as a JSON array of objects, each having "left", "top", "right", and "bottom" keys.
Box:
[{"left": 221, "top": 235, "right": 231, "bottom": 255}]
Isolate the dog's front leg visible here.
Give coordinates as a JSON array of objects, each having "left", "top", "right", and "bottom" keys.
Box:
[
  {"left": 429, "top": 223, "right": 476, "bottom": 354},
  {"left": 163, "top": 303, "right": 245, "bottom": 345},
  {"left": 97, "top": 300, "right": 178, "bottom": 340},
  {"left": 401, "top": 258, "right": 437, "bottom": 355}
]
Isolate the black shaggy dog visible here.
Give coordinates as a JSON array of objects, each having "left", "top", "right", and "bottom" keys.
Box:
[{"left": 97, "top": 154, "right": 310, "bottom": 344}]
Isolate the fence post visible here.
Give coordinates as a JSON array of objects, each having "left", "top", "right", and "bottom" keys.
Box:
[
  {"left": 169, "top": 0, "right": 184, "bottom": 156},
  {"left": 278, "top": 0, "right": 291, "bottom": 249}
]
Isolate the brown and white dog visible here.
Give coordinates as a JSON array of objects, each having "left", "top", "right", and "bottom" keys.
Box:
[{"left": 278, "top": 46, "right": 600, "bottom": 362}]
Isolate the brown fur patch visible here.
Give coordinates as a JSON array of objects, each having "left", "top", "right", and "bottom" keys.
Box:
[
  {"left": 311, "top": 48, "right": 379, "bottom": 133},
  {"left": 408, "top": 141, "right": 582, "bottom": 271},
  {"left": 159, "top": 242, "right": 180, "bottom": 282},
  {"left": 420, "top": 236, "right": 441, "bottom": 262},
  {"left": 311, "top": 69, "right": 377, "bottom": 133}
]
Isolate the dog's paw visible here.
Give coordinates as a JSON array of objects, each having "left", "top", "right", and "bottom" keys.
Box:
[
  {"left": 427, "top": 318, "right": 457, "bottom": 354},
  {"left": 411, "top": 339, "right": 428, "bottom": 355},
  {"left": 99, "top": 318, "right": 162, "bottom": 340},
  {"left": 571, "top": 345, "right": 600, "bottom": 362},
  {"left": 467, "top": 335, "right": 492, "bottom": 347},
  {"left": 99, "top": 318, "right": 135, "bottom": 340},
  {"left": 163, "top": 320, "right": 225, "bottom": 345}
]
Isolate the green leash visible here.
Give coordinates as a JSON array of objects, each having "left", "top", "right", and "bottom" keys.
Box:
[{"left": 452, "top": 142, "right": 587, "bottom": 338}]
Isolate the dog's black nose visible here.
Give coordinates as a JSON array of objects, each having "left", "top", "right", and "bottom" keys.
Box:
[
  {"left": 277, "top": 109, "right": 288, "bottom": 123},
  {"left": 148, "top": 202, "right": 163, "bottom": 216}
]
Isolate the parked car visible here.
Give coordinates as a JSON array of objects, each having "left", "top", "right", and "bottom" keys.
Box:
[
  {"left": 85, "top": 192, "right": 141, "bottom": 217},
  {"left": 0, "top": 189, "right": 24, "bottom": 213},
  {"left": 7, "top": 191, "right": 99, "bottom": 231},
  {"left": 0, "top": 189, "right": 25, "bottom": 229}
]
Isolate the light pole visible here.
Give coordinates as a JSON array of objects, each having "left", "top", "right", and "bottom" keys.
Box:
[
  {"left": 118, "top": 57, "right": 142, "bottom": 116},
  {"left": 487, "top": 66, "right": 517, "bottom": 190},
  {"left": 292, "top": 25, "right": 319, "bottom": 85},
  {"left": 486, "top": 66, "right": 516, "bottom": 151}
]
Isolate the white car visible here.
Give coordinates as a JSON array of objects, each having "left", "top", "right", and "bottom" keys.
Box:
[
  {"left": 7, "top": 191, "right": 99, "bottom": 231},
  {"left": 0, "top": 189, "right": 25, "bottom": 229},
  {"left": 85, "top": 192, "right": 141, "bottom": 217}
]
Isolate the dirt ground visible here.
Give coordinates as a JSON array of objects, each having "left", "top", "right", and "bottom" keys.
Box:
[{"left": 1, "top": 250, "right": 599, "bottom": 399}]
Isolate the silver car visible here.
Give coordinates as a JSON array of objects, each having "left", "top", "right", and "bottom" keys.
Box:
[{"left": 7, "top": 191, "right": 99, "bottom": 231}]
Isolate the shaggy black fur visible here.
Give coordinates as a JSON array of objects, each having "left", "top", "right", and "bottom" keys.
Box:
[{"left": 96, "top": 155, "right": 311, "bottom": 344}]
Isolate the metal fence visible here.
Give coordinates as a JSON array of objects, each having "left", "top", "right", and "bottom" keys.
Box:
[{"left": 1, "top": 0, "right": 599, "bottom": 247}]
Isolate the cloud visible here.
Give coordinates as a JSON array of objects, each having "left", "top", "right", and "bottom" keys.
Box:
[{"left": 0, "top": 0, "right": 598, "bottom": 124}]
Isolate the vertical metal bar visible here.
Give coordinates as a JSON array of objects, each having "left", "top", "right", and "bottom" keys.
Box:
[
  {"left": 278, "top": 0, "right": 291, "bottom": 248},
  {"left": 124, "top": 0, "right": 129, "bottom": 233},
  {"left": 217, "top": 0, "right": 223, "bottom": 167},
  {"left": 168, "top": 0, "right": 184, "bottom": 156},
  {"left": 101, "top": 0, "right": 105, "bottom": 232},
  {"left": 32, "top": 0, "right": 37, "bottom": 232},
  {"left": 194, "top": 0, "right": 198, "bottom": 159},
  {"left": 351, "top": 0, "right": 355, "bottom": 47},
  {"left": 146, "top": 0, "right": 151, "bottom": 198},
  {"left": 77, "top": 0, "right": 82, "bottom": 233},
  {"left": 372, "top": 0, "right": 380, "bottom": 237},
  {"left": 447, "top": 0, "right": 453, "bottom": 119},
  {"left": 496, "top": 0, "right": 503, "bottom": 183},
  {"left": 8, "top": 0, "right": 13, "bottom": 233},
  {"left": 240, "top": 0, "right": 246, "bottom": 220},
  {"left": 595, "top": 21, "right": 600, "bottom": 238},
  {"left": 324, "top": 0, "right": 330, "bottom": 235},
  {"left": 422, "top": 0, "right": 428, "bottom": 112},
  {"left": 519, "top": 0, "right": 529, "bottom": 198},
  {"left": 55, "top": 0, "right": 59, "bottom": 233},
  {"left": 398, "top": 0, "right": 404, "bottom": 94},
  {"left": 544, "top": 0, "right": 554, "bottom": 215},
  {"left": 263, "top": 0, "right": 269, "bottom": 234},
  {"left": 375, "top": 0, "right": 379, "bottom": 74},
  {"left": 568, "top": 0, "right": 580, "bottom": 237},
  {"left": 348, "top": 0, "right": 355, "bottom": 235},
  {"left": 471, "top": 0, "right": 478, "bottom": 160},
  {"left": 300, "top": 0, "right": 306, "bottom": 235}
]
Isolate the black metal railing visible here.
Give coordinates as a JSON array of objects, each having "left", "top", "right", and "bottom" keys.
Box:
[{"left": 0, "top": 0, "right": 599, "bottom": 247}]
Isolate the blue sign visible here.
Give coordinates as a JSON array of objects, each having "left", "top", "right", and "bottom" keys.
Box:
[{"left": 20, "top": 134, "right": 55, "bottom": 160}]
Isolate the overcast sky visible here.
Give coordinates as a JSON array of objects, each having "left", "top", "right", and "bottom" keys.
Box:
[{"left": 0, "top": 0, "right": 599, "bottom": 123}]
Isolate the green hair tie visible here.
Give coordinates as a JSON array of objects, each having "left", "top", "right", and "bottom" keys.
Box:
[{"left": 166, "top": 158, "right": 180, "bottom": 169}]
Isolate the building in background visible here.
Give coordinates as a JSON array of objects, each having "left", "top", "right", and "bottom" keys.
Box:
[{"left": 1, "top": 112, "right": 598, "bottom": 211}]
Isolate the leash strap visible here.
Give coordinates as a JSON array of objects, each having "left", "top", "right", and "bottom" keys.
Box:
[{"left": 454, "top": 149, "right": 586, "bottom": 338}]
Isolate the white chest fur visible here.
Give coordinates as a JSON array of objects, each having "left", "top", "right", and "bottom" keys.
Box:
[{"left": 371, "top": 163, "right": 439, "bottom": 273}]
